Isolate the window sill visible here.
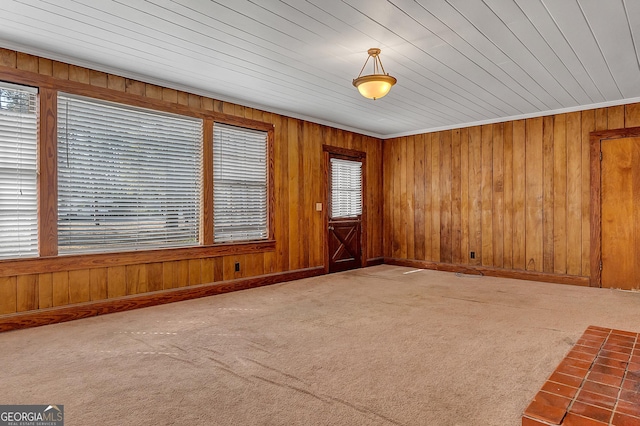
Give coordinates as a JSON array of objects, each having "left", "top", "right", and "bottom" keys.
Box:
[{"left": 0, "top": 240, "right": 276, "bottom": 276}]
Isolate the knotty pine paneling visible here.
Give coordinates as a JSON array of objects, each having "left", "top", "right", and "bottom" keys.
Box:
[
  {"left": 0, "top": 276, "right": 17, "bottom": 315},
  {"left": 431, "top": 134, "right": 442, "bottom": 262},
  {"left": 440, "top": 131, "right": 453, "bottom": 263},
  {"left": 468, "top": 126, "right": 482, "bottom": 266},
  {"left": 481, "top": 125, "right": 493, "bottom": 266},
  {"left": 52, "top": 271, "right": 69, "bottom": 307},
  {"left": 553, "top": 115, "right": 568, "bottom": 274},
  {"left": 0, "top": 47, "right": 383, "bottom": 316},
  {"left": 126, "top": 264, "right": 147, "bottom": 296},
  {"left": 89, "top": 268, "right": 108, "bottom": 301},
  {"left": 107, "top": 266, "right": 126, "bottom": 298},
  {"left": 512, "top": 120, "right": 526, "bottom": 270},
  {"left": 16, "top": 274, "right": 38, "bottom": 312},
  {"left": 69, "top": 269, "right": 91, "bottom": 304},
  {"left": 502, "top": 123, "right": 514, "bottom": 270},
  {"left": 542, "top": 116, "right": 554, "bottom": 273},
  {"left": 459, "top": 128, "right": 471, "bottom": 265},
  {"left": 16, "top": 52, "right": 38, "bottom": 73},
  {"left": 525, "top": 118, "right": 543, "bottom": 272},
  {"left": 201, "top": 258, "right": 215, "bottom": 284},
  {"left": 399, "top": 137, "right": 408, "bottom": 260},
  {"left": 492, "top": 123, "right": 505, "bottom": 269},
  {"left": 147, "top": 263, "right": 164, "bottom": 293},
  {"left": 384, "top": 103, "right": 640, "bottom": 278},
  {"left": 414, "top": 136, "right": 426, "bottom": 260},
  {"left": 451, "top": 129, "right": 462, "bottom": 264},
  {"left": 566, "top": 112, "right": 582, "bottom": 276},
  {"left": 406, "top": 137, "right": 416, "bottom": 261},
  {"left": 38, "top": 273, "right": 53, "bottom": 309}
]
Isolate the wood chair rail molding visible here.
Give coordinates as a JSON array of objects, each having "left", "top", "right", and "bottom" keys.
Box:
[{"left": 589, "top": 125, "right": 640, "bottom": 287}]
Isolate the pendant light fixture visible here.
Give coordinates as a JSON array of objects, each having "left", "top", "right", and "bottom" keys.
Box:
[{"left": 352, "top": 48, "right": 397, "bottom": 100}]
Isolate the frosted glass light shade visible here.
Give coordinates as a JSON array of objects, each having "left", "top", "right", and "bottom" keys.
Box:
[
  {"left": 352, "top": 48, "right": 397, "bottom": 100},
  {"left": 352, "top": 74, "right": 397, "bottom": 100}
]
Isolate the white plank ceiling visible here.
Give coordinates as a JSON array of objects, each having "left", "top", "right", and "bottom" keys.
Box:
[{"left": 1, "top": 0, "right": 640, "bottom": 138}]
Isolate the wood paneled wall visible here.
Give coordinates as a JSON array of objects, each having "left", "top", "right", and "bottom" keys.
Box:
[
  {"left": 384, "top": 105, "right": 640, "bottom": 279},
  {"left": 7, "top": 45, "right": 640, "bottom": 319},
  {"left": 0, "top": 48, "right": 383, "bottom": 317}
]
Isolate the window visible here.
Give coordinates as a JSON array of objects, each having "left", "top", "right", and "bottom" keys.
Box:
[
  {"left": 330, "top": 158, "right": 362, "bottom": 218},
  {"left": 0, "top": 83, "right": 38, "bottom": 259},
  {"left": 213, "top": 123, "right": 267, "bottom": 242},
  {"left": 57, "top": 94, "right": 202, "bottom": 253}
]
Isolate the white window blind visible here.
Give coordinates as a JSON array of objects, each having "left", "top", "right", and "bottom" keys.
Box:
[
  {"left": 0, "top": 83, "right": 38, "bottom": 259},
  {"left": 57, "top": 94, "right": 202, "bottom": 254},
  {"left": 331, "top": 158, "right": 362, "bottom": 218},
  {"left": 213, "top": 123, "right": 267, "bottom": 242}
]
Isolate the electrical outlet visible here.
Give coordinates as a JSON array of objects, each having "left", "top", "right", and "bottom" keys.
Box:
[
  {"left": 235, "top": 262, "right": 240, "bottom": 272},
  {"left": 470, "top": 251, "right": 475, "bottom": 259}
]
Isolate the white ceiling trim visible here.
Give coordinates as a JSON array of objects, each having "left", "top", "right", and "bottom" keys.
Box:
[{"left": 383, "top": 95, "right": 640, "bottom": 139}]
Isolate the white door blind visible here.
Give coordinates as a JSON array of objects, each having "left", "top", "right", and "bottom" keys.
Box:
[
  {"left": 57, "top": 94, "right": 202, "bottom": 254},
  {"left": 213, "top": 123, "right": 267, "bottom": 242},
  {"left": 331, "top": 158, "right": 362, "bottom": 218},
  {"left": 0, "top": 83, "right": 38, "bottom": 259}
]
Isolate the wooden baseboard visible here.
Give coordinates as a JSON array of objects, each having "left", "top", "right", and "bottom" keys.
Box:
[
  {"left": 0, "top": 267, "right": 324, "bottom": 333},
  {"left": 2, "top": 260, "right": 587, "bottom": 333},
  {"left": 383, "top": 258, "right": 590, "bottom": 287},
  {"left": 365, "top": 257, "right": 384, "bottom": 267}
]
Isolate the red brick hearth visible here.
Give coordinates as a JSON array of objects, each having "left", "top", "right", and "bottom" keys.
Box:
[{"left": 523, "top": 326, "right": 640, "bottom": 426}]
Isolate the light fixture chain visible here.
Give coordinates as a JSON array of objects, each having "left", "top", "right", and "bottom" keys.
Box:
[{"left": 356, "top": 55, "right": 372, "bottom": 79}]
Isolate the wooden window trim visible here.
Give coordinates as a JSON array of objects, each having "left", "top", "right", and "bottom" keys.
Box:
[
  {"left": 267, "top": 127, "right": 275, "bottom": 241},
  {"left": 201, "top": 118, "right": 215, "bottom": 245},
  {"left": 37, "top": 87, "right": 58, "bottom": 256},
  {"left": 322, "top": 144, "right": 366, "bottom": 159},
  {"left": 212, "top": 123, "right": 272, "bottom": 242},
  {"left": 0, "top": 64, "right": 276, "bottom": 269}
]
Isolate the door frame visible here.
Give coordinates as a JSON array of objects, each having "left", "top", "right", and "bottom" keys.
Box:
[
  {"left": 322, "top": 145, "right": 367, "bottom": 274},
  {"left": 590, "top": 126, "right": 640, "bottom": 287}
]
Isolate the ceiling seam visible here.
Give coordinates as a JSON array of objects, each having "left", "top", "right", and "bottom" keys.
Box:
[
  {"left": 444, "top": 0, "right": 553, "bottom": 110},
  {"left": 482, "top": 0, "right": 578, "bottom": 106},
  {"left": 574, "top": 0, "right": 623, "bottom": 98}
]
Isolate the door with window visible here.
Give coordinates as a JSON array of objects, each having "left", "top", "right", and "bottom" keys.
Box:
[{"left": 326, "top": 150, "right": 364, "bottom": 273}]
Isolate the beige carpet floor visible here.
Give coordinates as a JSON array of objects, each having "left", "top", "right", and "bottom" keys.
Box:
[{"left": 1, "top": 265, "right": 639, "bottom": 426}]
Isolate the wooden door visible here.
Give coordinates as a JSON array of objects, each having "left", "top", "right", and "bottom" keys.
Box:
[
  {"left": 328, "top": 219, "right": 361, "bottom": 272},
  {"left": 601, "top": 137, "right": 640, "bottom": 290},
  {"left": 327, "top": 155, "right": 363, "bottom": 273}
]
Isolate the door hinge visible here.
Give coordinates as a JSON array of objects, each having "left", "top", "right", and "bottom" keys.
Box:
[
  {"left": 600, "top": 261, "right": 603, "bottom": 271},
  {"left": 600, "top": 151, "right": 603, "bottom": 161}
]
